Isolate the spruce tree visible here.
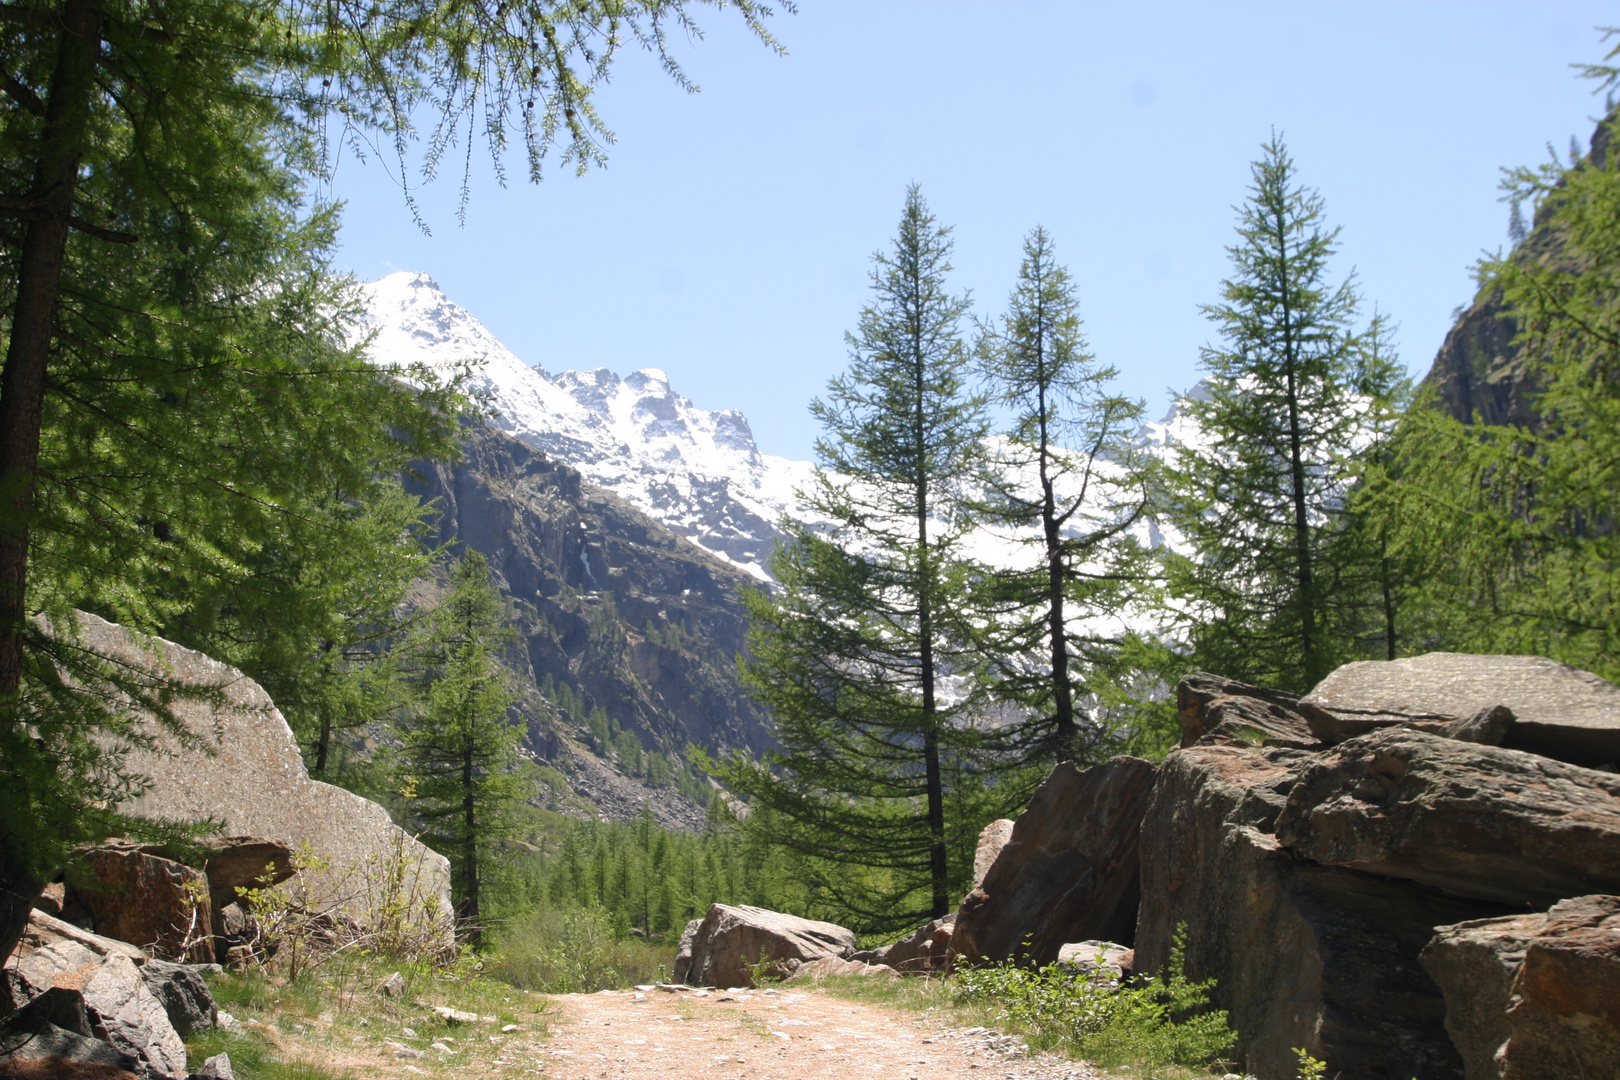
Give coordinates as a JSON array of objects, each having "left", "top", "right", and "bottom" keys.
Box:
[
  {"left": 710, "top": 185, "right": 992, "bottom": 928},
  {"left": 972, "top": 227, "right": 1155, "bottom": 766},
  {"left": 1161, "top": 135, "right": 1377, "bottom": 692},
  {"left": 399, "top": 552, "right": 532, "bottom": 945}
]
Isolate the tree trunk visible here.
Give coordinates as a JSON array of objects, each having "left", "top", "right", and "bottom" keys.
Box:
[
  {"left": 914, "top": 334, "right": 948, "bottom": 919},
  {"left": 1274, "top": 204, "right": 1318, "bottom": 685},
  {"left": 0, "top": 0, "right": 101, "bottom": 985},
  {"left": 461, "top": 737, "right": 480, "bottom": 947}
]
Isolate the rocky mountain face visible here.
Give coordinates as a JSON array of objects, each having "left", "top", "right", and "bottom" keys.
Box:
[
  {"left": 1423, "top": 113, "right": 1613, "bottom": 426},
  {"left": 364, "top": 272, "right": 814, "bottom": 582},
  {"left": 404, "top": 418, "right": 772, "bottom": 829}
]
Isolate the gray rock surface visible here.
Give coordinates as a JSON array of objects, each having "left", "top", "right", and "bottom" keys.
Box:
[
  {"left": 192, "top": 1051, "right": 234, "bottom": 1079},
  {"left": 1422, "top": 894, "right": 1620, "bottom": 1080},
  {"left": 0, "top": 1018, "right": 142, "bottom": 1076},
  {"left": 1055, "top": 941, "right": 1133, "bottom": 980},
  {"left": 972, "top": 820, "right": 1014, "bottom": 886},
  {"left": 1136, "top": 743, "right": 1495, "bottom": 1080},
  {"left": 72, "top": 612, "right": 451, "bottom": 924},
  {"left": 81, "top": 953, "right": 188, "bottom": 1076},
  {"left": 1437, "top": 704, "right": 1516, "bottom": 746},
  {"left": 678, "top": 904, "right": 856, "bottom": 989},
  {"left": 671, "top": 918, "right": 704, "bottom": 984},
  {"left": 1273, "top": 729, "right": 1620, "bottom": 907},
  {"left": 139, "top": 961, "right": 215, "bottom": 1038},
  {"left": 17, "top": 909, "right": 147, "bottom": 967},
  {"left": 1302, "top": 652, "right": 1620, "bottom": 767},
  {"left": 953, "top": 757, "right": 1157, "bottom": 966}
]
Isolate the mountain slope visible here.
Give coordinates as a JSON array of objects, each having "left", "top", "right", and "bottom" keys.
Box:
[
  {"left": 365, "top": 273, "right": 815, "bottom": 580},
  {"left": 405, "top": 419, "right": 773, "bottom": 829}
]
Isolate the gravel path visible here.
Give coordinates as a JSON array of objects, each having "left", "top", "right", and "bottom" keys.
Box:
[{"left": 534, "top": 985, "right": 1106, "bottom": 1080}]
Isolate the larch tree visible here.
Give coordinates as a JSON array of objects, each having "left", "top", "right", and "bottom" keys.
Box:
[
  {"left": 399, "top": 552, "right": 529, "bottom": 945},
  {"left": 972, "top": 227, "right": 1155, "bottom": 767},
  {"left": 1160, "top": 134, "right": 1376, "bottom": 693},
  {"left": 709, "top": 185, "right": 993, "bottom": 929}
]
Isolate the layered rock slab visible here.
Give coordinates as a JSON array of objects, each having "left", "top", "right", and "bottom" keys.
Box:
[
  {"left": 953, "top": 757, "right": 1157, "bottom": 967},
  {"left": 676, "top": 904, "right": 856, "bottom": 988},
  {"left": 1177, "top": 671, "right": 1327, "bottom": 750},
  {"left": 1301, "top": 652, "right": 1620, "bottom": 766},
  {"left": 1422, "top": 894, "right": 1620, "bottom": 1080},
  {"left": 68, "top": 846, "right": 212, "bottom": 964},
  {"left": 1136, "top": 744, "right": 1498, "bottom": 1080},
  {"left": 1273, "top": 729, "right": 1620, "bottom": 907}
]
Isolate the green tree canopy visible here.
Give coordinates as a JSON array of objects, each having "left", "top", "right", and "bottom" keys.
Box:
[{"left": 708, "top": 186, "right": 1000, "bottom": 930}]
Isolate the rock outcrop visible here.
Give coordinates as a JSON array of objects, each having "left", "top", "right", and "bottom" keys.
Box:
[
  {"left": 860, "top": 916, "right": 954, "bottom": 974},
  {"left": 1300, "top": 652, "right": 1620, "bottom": 768},
  {"left": 972, "top": 820, "right": 1014, "bottom": 885},
  {"left": 68, "top": 845, "right": 213, "bottom": 964},
  {"left": 1177, "top": 671, "right": 1327, "bottom": 750},
  {"left": 675, "top": 904, "right": 856, "bottom": 988},
  {"left": 69, "top": 613, "right": 451, "bottom": 927},
  {"left": 1422, "top": 894, "right": 1620, "bottom": 1080},
  {"left": 1273, "top": 729, "right": 1620, "bottom": 907},
  {"left": 953, "top": 757, "right": 1157, "bottom": 966}
]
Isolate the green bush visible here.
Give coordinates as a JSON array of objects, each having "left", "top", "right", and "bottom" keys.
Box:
[
  {"left": 485, "top": 905, "right": 673, "bottom": 992},
  {"left": 951, "top": 926, "right": 1235, "bottom": 1070}
]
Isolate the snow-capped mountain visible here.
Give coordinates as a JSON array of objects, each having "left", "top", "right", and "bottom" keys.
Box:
[{"left": 359, "top": 272, "right": 816, "bottom": 580}]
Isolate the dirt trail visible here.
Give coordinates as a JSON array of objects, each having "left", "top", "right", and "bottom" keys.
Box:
[{"left": 534, "top": 985, "right": 1105, "bottom": 1080}]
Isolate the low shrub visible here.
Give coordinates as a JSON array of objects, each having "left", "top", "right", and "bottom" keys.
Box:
[
  {"left": 951, "top": 925, "right": 1235, "bottom": 1071},
  {"left": 485, "top": 905, "right": 674, "bottom": 992}
]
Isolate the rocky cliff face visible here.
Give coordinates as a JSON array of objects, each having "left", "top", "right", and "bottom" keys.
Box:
[
  {"left": 1422, "top": 114, "right": 1613, "bottom": 426},
  {"left": 404, "top": 418, "right": 773, "bottom": 828}
]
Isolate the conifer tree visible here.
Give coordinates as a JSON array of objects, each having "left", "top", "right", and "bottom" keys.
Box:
[
  {"left": 972, "top": 227, "right": 1155, "bottom": 765},
  {"left": 1161, "top": 135, "right": 1379, "bottom": 692},
  {"left": 709, "top": 185, "right": 993, "bottom": 928},
  {"left": 399, "top": 553, "right": 532, "bottom": 945}
]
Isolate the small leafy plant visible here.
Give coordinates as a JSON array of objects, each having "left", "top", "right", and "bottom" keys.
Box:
[{"left": 951, "top": 923, "right": 1234, "bottom": 1070}]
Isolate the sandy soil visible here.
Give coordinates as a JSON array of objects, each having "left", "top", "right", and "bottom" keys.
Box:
[{"left": 531, "top": 985, "right": 1106, "bottom": 1080}]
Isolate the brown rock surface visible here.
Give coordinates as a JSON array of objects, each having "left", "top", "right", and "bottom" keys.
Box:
[
  {"left": 1301, "top": 652, "right": 1620, "bottom": 766},
  {"left": 1273, "top": 728, "right": 1620, "bottom": 907},
  {"left": 1176, "top": 671, "right": 1328, "bottom": 750},
  {"left": 70, "top": 612, "right": 451, "bottom": 922},
  {"left": 869, "top": 916, "right": 954, "bottom": 974},
  {"left": 953, "top": 757, "right": 1156, "bottom": 967},
  {"left": 679, "top": 905, "right": 856, "bottom": 989},
  {"left": 1423, "top": 894, "right": 1620, "bottom": 1080},
  {"left": 1137, "top": 744, "right": 1497, "bottom": 1080},
  {"left": 69, "top": 844, "right": 213, "bottom": 963}
]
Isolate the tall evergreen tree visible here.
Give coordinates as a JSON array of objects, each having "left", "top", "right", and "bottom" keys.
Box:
[
  {"left": 972, "top": 227, "right": 1155, "bottom": 766},
  {"left": 399, "top": 552, "right": 530, "bottom": 945},
  {"left": 1161, "top": 135, "right": 1377, "bottom": 692},
  {"left": 710, "top": 185, "right": 993, "bottom": 928}
]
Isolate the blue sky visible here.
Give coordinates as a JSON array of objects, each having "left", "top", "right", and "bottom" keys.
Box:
[{"left": 331, "top": 1, "right": 1616, "bottom": 462}]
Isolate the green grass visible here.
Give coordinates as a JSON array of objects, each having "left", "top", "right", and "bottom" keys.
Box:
[{"left": 484, "top": 905, "right": 675, "bottom": 992}]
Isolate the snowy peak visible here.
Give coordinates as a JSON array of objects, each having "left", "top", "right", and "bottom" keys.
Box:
[{"left": 358, "top": 272, "right": 809, "bottom": 580}]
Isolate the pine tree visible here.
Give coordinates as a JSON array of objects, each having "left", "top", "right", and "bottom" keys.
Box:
[
  {"left": 708, "top": 185, "right": 994, "bottom": 928},
  {"left": 1161, "top": 134, "right": 1379, "bottom": 692},
  {"left": 399, "top": 553, "right": 532, "bottom": 945},
  {"left": 972, "top": 227, "right": 1156, "bottom": 766}
]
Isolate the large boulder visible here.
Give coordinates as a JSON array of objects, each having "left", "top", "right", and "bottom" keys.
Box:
[
  {"left": 670, "top": 918, "right": 704, "bottom": 984},
  {"left": 1273, "top": 729, "right": 1620, "bottom": 907},
  {"left": 70, "top": 613, "right": 450, "bottom": 925},
  {"left": 138, "top": 962, "right": 215, "bottom": 1039},
  {"left": 79, "top": 954, "right": 188, "bottom": 1077},
  {"left": 68, "top": 844, "right": 213, "bottom": 964},
  {"left": 953, "top": 757, "right": 1156, "bottom": 966},
  {"left": 678, "top": 904, "right": 856, "bottom": 988},
  {"left": 1136, "top": 744, "right": 1499, "bottom": 1080},
  {"left": 0, "top": 986, "right": 142, "bottom": 1079},
  {"left": 1302, "top": 652, "right": 1620, "bottom": 767},
  {"left": 1421, "top": 894, "right": 1620, "bottom": 1080}
]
